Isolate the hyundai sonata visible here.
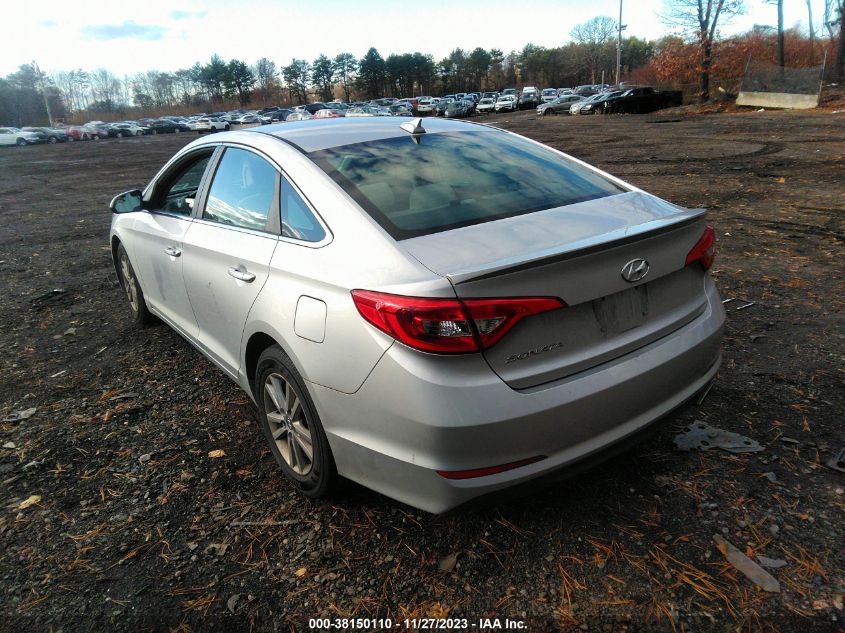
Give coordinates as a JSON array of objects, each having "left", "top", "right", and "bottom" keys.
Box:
[{"left": 108, "top": 117, "right": 724, "bottom": 513}]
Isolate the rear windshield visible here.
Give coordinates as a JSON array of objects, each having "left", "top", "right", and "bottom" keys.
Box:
[{"left": 309, "top": 130, "right": 625, "bottom": 239}]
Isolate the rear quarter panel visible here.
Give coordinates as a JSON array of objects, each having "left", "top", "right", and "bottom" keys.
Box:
[{"left": 240, "top": 138, "right": 456, "bottom": 394}]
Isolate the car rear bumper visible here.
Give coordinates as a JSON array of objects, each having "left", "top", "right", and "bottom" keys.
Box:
[{"left": 312, "top": 278, "right": 724, "bottom": 513}]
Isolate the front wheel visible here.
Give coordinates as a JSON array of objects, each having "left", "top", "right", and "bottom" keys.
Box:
[
  {"left": 116, "top": 243, "right": 155, "bottom": 326},
  {"left": 224, "top": 124, "right": 230, "bottom": 131},
  {"left": 150, "top": 129, "right": 157, "bottom": 135},
  {"left": 135, "top": 130, "right": 143, "bottom": 136},
  {"left": 49, "top": 136, "right": 58, "bottom": 144},
  {"left": 16, "top": 138, "right": 26, "bottom": 146},
  {"left": 255, "top": 346, "right": 335, "bottom": 498},
  {"left": 174, "top": 128, "right": 181, "bottom": 134}
]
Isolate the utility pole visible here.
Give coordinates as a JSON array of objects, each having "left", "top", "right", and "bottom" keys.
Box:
[
  {"left": 615, "top": 0, "right": 624, "bottom": 86},
  {"left": 33, "top": 61, "right": 54, "bottom": 127}
]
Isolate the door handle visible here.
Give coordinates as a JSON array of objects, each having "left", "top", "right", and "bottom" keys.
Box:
[
  {"left": 164, "top": 247, "right": 181, "bottom": 257},
  {"left": 228, "top": 267, "right": 256, "bottom": 283}
]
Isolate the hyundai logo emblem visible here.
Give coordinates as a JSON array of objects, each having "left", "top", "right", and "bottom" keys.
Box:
[{"left": 621, "top": 258, "right": 650, "bottom": 283}]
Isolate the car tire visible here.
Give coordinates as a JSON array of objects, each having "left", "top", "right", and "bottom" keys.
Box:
[
  {"left": 116, "top": 243, "right": 155, "bottom": 326},
  {"left": 151, "top": 129, "right": 157, "bottom": 135},
  {"left": 67, "top": 136, "right": 74, "bottom": 142},
  {"left": 16, "top": 138, "right": 26, "bottom": 146},
  {"left": 135, "top": 130, "right": 143, "bottom": 136},
  {"left": 224, "top": 125, "right": 230, "bottom": 131},
  {"left": 49, "top": 136, "right": 58, "bottom": 144},
  {"left": 93, "top": 135, "right": 100, "bottom": 140},
  {"left": 255, "top": 345, "right": 335, "bottom": 499},
  {"left": 174, "top": 127, "right": 181, "bottom": 133}
]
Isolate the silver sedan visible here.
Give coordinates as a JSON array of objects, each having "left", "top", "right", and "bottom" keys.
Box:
[
  {"left": 537, "top": 95, "right": 584, "bottom": 115},
  {"left": 109, "top": 117, "right": 724, "bottom": 513}
]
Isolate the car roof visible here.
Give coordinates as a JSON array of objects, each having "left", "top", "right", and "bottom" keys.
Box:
[{"left": 251, "top": 117, "right": 500, "bottom": 154}]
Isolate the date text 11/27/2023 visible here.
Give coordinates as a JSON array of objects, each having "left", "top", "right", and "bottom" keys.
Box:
[{"left": 308, "top": 617, "right": 528, "bottom": 630}]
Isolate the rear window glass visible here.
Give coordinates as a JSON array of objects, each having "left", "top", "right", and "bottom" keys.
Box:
[{"left": 309, "top": 130, "right": 625, "bottom": 239}]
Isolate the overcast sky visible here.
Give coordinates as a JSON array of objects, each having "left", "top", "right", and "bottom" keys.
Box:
[{"left": 3, "top": 0, "right": 827, "bottom": 77}]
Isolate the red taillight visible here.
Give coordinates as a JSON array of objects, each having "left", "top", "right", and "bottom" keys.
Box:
[
  {"left": 463, "top": 297, "right": 565, "bottom": 348},
  {"left": 436, "top": 456, "right": 546, "bottom": 480},
  {"left": 351, "top": 290, "right": 565, "bottom": 354},
  {"left": 685, "top": 225, "right": 716, "bottom": 270}
]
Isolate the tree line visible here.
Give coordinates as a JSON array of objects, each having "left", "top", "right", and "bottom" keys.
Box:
[
  {"left": 1, "top": 1, "right": 842, "bottom": 126},
  {"left": 0, "top": 24, "right": 671, "bottom": 127}
]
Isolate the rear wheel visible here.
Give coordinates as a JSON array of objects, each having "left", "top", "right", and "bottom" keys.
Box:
[
  {"left": 16, "top": 138, "right": 26, "bottom": 146},
  {"left": 151, "top": 129, "right": 157, "bottom": 135},
  {"left": 135, "top": 130, "right": 143, "bottom": 136},
  {"left": 174, "top": 127, "right": 181, "bottom": 134},
  {"left": 49, "top": 136, "right": 58, "bottom": 144},
  {"left": 116, "top": 243, "right": 154, "bottom": 326},
  {"left": 255, "top": 346, "right": 335, "bottom": 498}
]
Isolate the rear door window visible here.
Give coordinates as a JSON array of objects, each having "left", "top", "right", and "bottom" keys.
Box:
[{"left": 204, "top": 147, "right": 276, "bottom": 231}]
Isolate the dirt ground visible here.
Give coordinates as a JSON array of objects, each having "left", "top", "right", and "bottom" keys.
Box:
[{"left": 1, "top": 110, "right": 843, "bottom": 633}]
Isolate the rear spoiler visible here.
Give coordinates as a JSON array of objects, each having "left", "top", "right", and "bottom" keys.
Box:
[{"left": 448, "top": 209, "right": 706, "bottom": 286}]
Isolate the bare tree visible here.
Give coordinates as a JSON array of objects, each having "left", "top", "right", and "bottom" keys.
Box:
[
  {"left": 807, "top": 0, "right": 816, "bottom": 45},
  {"left": 662, "top": 0, "right": 744, "bottom": 102},
  {"left": 826, "top": 1, "right": 844, "bottom": 79},
  {"left": 570, "top": 16, "right": 617, "bottom": 84},
  {"left": 52, "top": 71, "right": 76, "bottom": 112},
  {"left": 90, "top": 68, "right": 122, "bottom": 110},
  {"left": 824, "top": 0, "right": 841, "bottom": 38},
  {"left": 765, "top": 0, "right": 785, "bottom": 74}
]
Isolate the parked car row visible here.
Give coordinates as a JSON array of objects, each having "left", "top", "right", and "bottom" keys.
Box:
[
  {"left": 3, "top": 85, "right": 684, "bottom": 150},
  {"left": 565, "top": 86, "right": 683, "bottom": 116},
  {"left": 3, "top": 114, "right": 243, "bottom": 148},
  {"left": 0, "top": 126, "right": 66, "bottom": 145},
  {"left": 526, "top": 85, "right": 684, "bottom": 117}
]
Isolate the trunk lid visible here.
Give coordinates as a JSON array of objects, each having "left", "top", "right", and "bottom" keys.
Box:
[{"left": 400, "top": 191, "right": 710, "bottom": 389}]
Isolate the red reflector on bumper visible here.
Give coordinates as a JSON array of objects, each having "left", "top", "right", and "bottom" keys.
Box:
[{"left": 436, "top": 456, "right": 545, "bottom": 480}]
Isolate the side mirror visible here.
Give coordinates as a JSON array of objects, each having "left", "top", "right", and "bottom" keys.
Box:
[{"left": 110, "top": 189, "right": 143, "bottom": 213}]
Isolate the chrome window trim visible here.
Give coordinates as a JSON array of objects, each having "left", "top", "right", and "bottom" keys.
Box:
[{"left": 191, "top": 217, "right": 280, "bottom": 241}]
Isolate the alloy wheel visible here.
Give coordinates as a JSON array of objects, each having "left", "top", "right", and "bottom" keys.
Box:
[
  {"left": 263, "top": 372, "right": 313, "bottom": 476},
  {"left": 119, "top": 253, "right": 139, "bottom": 314}
]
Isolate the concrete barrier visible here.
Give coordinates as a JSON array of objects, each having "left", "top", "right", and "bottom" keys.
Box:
[{"left": 736, "top": 91, "right": 819, "bottom": 110}]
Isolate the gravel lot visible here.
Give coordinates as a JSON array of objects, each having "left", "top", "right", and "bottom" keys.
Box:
[{"left": 1, "top": 111, "right": 843, "bottom": 632}]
